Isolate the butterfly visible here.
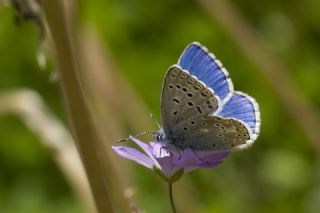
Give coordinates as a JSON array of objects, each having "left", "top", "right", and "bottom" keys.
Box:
[{"left": 155, "top": 42, "right": 261, "bottom": 150}]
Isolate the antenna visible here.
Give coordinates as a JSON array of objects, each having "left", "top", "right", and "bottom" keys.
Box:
[
  {"left": 117, "top": 130, "right": 158, "bottom": 143},
  {"left": 150, "top": 113, "right": 161, "bottom": 129},
  {"left": 117, "top": 113, "right": 161, "bottom": 143}
]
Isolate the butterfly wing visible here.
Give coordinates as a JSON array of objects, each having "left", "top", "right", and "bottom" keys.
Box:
[
  {"left": 216, "top": 92, "right": 261, "bottom": 148},
  {"left": 160, "top": 65, "right": 221, "bottom": 138},
  {"left": 178, "top": 42, "right": 233, "bottom": 103},
  {"left": 169, "top": 115, "right": 250, "bottom": 150},
  {"left": 160, "top": 43, "right": 260, "bottom": 151}
]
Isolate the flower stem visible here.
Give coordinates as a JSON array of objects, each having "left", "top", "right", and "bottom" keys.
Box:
[{"left": 168, "top": 181, "right": 177, "bottom": 213}]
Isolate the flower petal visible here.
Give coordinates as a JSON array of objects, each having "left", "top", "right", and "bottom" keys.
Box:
[
  {"left": 196, "top": 151, "right": 230, "bottom": 168},
  {"left": 173, "top": 149, "right": 230, "bottom": 173},
  {"left": 130, "top": 137, "right": 161, "bottom": 169},
  {"left": 156, "top": 155, "right": 182, "bottom": 177},
  {"left": 112, "top": 146, "right": 153, "bottom": 169},
  {"left": 182, "top": 165, "right": 200, "bottom": 173},
  {"left": 150, "top": 142, "right": 171, "bottom": 158},
  {"left": 201, "top": 151, "right": 230, "bottom": 164},
  {"left": 198, "top": 160, "right": 224, "bottom": 168},
  {"left": 149, "top": 142, "right": 183, "bottom": 177},
  {"left": 173, "top": 148, "right": 199, "bottom": 166}
]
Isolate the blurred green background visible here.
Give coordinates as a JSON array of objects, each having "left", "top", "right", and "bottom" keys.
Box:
[{"left": 1, "top": 0, "right": 320, "bottom": 212}]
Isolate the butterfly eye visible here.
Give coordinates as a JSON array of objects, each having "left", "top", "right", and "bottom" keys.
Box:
[
  {"left": 214, "top": 123, "right": 221, "bottom": 127},
  {"left": 190, "top": 121, "right": 196, "bottom": 125},
  {"left": 173, "top": 110, "right": 178, "bottom": 116},
  {"left": 183, "top": 127, "right": 188, "bottom": 131},
  {"left": 201, "top": 122, "right": 207, "bottom": 126},
  {"left": 168, "top": 84, "right": 174, "bottom": 90},
  {"left": 182, "top": 87, "right": 187, "bottom": 92},
  {"left": 176, "top": 84, "right": 181, "bottom": 89},
  {"left": 217, "top": 133, "right": 223, "bottom": 137}
]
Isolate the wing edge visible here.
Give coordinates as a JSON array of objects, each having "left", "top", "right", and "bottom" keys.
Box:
[
  {"left": 177, "top": 41, "right": 234, "bottom": 104},
  {"left": 215, "top": 91, "right": 261, "bottom": 150}
]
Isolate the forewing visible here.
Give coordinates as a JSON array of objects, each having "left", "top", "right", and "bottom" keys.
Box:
[
  {"left": 160, "top": 65, "right": 221, "bottom": 137},
  {"left": 178, "top": 42, "right": 234, "bottom": 103}
]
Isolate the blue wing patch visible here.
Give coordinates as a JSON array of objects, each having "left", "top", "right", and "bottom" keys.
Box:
[
  {"left": 216, "top": 92, "right": 261, "bottom": 141},
  {"left": 178, "top": 42, "right": 233, "bottom": 103}
]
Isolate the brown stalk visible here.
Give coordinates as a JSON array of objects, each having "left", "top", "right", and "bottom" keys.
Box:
[
  {"left": 42, "top": 1, "right": 117, "bottom": 212},
  {"left": 78, "top": 27, "right": 141, "bottom": 213}
]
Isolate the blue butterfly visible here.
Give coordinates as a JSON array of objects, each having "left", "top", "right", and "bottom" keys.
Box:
[{"left": 155, "top": 42, "right": 261, "bottom": 150}]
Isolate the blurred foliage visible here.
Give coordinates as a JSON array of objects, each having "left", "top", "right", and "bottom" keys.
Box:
[{"left": 1, "top": 0, "right": 320, "bottom": 212}]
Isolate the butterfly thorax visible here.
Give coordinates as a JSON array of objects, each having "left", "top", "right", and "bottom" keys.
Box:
[
  {"left": 155, "top": 129, "right": 185, "bottom": 148},
  {"left": 155, "top": 128, "right": 199, "bottom": 150}
]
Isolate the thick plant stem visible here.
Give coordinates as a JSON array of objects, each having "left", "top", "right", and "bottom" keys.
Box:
[
  {"left": 42, "top": 1, "right": 117, "bottom": 212},
  {"left": 168, "top": 182, "right": 177, "bottom": 213}
]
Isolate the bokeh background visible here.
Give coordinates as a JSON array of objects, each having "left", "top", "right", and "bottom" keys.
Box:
[{"left": 1, "top": 0, "right": 320, "bottom": 212}]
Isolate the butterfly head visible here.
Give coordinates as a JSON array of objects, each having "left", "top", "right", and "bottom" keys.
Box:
[{"left": 155, "top": 128, "right": 167, "bottom": 142}]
